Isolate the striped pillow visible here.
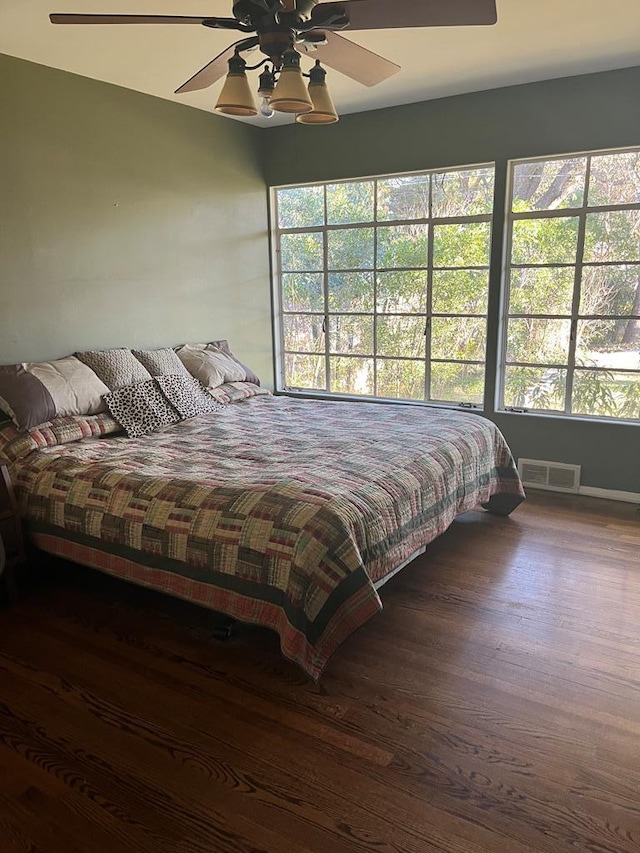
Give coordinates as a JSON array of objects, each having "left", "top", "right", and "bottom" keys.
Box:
[{"left": 0, "top": 413, "right": 121, "bottom": 463}]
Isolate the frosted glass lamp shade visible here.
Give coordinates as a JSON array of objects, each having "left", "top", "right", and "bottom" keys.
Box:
[
  {"left": 296, "top": 61, "right": 339, "bottom": 125},
  {"left": 270, "top": 68, "right": 313, "bottom": 114},
  {"left": 215, "top": 64, "right": 257, "bottom": 117},
  {"left": 296, "top": 80, "right": 339, "bottom": 124},
  {"left": 271, "top": 48, "right": 313, "bottom": 113}
]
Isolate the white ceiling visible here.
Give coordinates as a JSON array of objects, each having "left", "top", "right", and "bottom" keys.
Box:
[{"left": 1, "top": 0, "right": 639, "bottom": 128}]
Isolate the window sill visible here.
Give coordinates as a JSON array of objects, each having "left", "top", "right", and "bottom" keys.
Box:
[
  {"left": 276, "top": 388, "right": 485, "bottom": 414},
  {"left": 274, "top": 389, "right": 639, "bottom": 427},
  {"left": 495, "top": 409, "right": 639, "bottom": 427}
]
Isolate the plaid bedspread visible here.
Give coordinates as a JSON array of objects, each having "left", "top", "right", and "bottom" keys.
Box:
[{"left": 11, "top": 396, "right": 524, "bottom": 678}]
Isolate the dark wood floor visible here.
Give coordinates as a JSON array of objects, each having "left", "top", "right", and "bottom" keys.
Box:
[{"left": 1, "top": 492, "right": 639, "bottom": 853}]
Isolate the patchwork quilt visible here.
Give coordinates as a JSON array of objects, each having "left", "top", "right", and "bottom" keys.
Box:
[{"left": 11, "top": 396, "right": 525, "bottom": 678}]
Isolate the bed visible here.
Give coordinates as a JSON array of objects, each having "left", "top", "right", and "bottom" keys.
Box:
[{"left": 5, "top": 389, "right": 524, "bottom": 678}]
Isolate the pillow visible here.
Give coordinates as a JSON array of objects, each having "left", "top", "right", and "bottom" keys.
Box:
[
  {"left": 224, "top": 382, "right": 271, "bottom": 403},
  {"left": 176, "top": 344, "right": 246, "bottom": 390},
  {"left": 208, "top": 382, "right": 271, "bottom": 405},
  {"left": 25, "top": 355, "right": 109, "bottom": 416},
  {"left": 155, "top": 374, "right": 225, "bottom": 420},
  {"left": 0, "top": 365, "right": 57, "bottom": 431},
  {"left": 132, "top": 347, "right": 191, "bottom": 378},
  {"left": 103, "top": 380, "right": 180, "bottom": 438},
  {"left": 0, "top": 413, "right": 121, "bottom": 463},
  {"left": 76, "top": 348, "right": 152, "bottom": 390},
  {"left": 0, "top": 356, "right": 111, "bottom": 432},
  {"left": 209, "top": 340, "right": 261, "bottom": 386},
  {"left": 30, "top": 413, "right": 122, "bottom": 445}
]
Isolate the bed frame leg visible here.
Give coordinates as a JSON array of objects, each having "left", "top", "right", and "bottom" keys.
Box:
[{"left": 481, "top": 493, "right": 525, "bottom": 516}]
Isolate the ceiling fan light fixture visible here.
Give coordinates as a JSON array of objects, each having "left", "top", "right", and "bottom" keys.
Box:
[
  {"left": 257, "top": 65, "right": 276, "bottom": 118},
  {"left": 214, "top": 53, "right": 258, "bottom": 116},
  {"left": 296, "top": 60, "right": 339, "bottom": 125},
  {"left": 50, "top": 1, "right": 498, "bottom": 124},
  {"left": 270, "top": 49, "right": 313, "bottom": 114}
]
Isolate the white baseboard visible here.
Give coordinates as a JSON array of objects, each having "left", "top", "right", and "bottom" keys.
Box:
[{"left": 579, "top": 486, "right": 640, "bottom": 505}]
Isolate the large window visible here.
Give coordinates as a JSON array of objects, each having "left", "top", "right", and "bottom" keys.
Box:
[
  {"left": 273, "top": 165, "right": 495, "bottom": 406},
  {"left": 501, "top": 148, "right": 640, "bottom": 420}
]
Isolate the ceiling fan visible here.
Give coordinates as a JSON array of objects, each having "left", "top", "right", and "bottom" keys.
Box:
[{"left": 49, "top": 1, "right": 498, "bottom": 123}]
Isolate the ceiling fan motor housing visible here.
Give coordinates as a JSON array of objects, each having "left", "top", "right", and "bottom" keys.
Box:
[
  {"left": 280, "top": 1, "right": 320, "bottom": 23},
  {"left": 230, "top": 1, "right": 325, "bottom": 64},
  {"left": 232, "top": 1, "right": 319, "bottom": 27},
  {"left": 231, "top": 1, "right": 258, "bottom": 25},
  {"left": 258, "top": 26, "right": 298, "bottom": 63}
]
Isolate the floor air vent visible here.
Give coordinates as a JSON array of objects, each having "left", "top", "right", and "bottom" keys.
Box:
[{"left": 518, "top": 459, "right": 581, "bottom": 493}]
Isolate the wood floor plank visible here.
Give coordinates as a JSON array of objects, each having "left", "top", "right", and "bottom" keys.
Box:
[
  {"left": 0, "top": 745, "right": 141, "bottom": 853},
  {"left": 0, "top": 644, "right": 496, "bottom": 853},
  {"left": 0, "top": 492, "right": 639, "bottom": 853}
]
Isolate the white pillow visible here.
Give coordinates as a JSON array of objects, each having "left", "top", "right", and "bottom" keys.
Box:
[{"left": 176, "top": 344, "right": 246, "bottom": 389}]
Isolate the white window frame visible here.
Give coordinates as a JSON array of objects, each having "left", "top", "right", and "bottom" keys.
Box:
[
  {"left": 498, "top": 146, "right": 640, "bottom": 424},
  {"left": 270, "top": 164, "right": 495, "bottom": 410}
]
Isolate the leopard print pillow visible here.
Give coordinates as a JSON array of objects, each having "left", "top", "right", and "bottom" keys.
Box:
[
  {"left": 103, "top": 380, "right": 180, "bottom": 438},
  {"left": 156, "top": 374, "right": 224, "bottom": 420}
]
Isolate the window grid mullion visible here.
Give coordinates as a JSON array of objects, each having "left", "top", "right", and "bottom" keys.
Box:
[
  {"left": 323, "top": 186, "right": 330, "bottom": 393},
  {"left": 281, "top": 264, "right": 492, "bottom": 275},
  {"left": 502, "top": 360, "right": 640, "bottom": 375},
  {"left": 505, "top": 313, "right": 640, "bottom": 321},
  {"left": 498, "top": 161, "right": 516, "bottom": 412},
  {"left": 284, "top": 353, "right": 488, "bottom": 366},
  {"left": 565, "top": 155, "right": 593, "bottom": 415},
  {"left": 509, "top": 260, "right": 640, "bottom": 270},
  {"left": 425, "top": 176, "right": 434, "bottom": 402},
  {"left": 277, "top": 213, "right": 492, "bottom": 234},
  {"left": 510, "top": 200, "right": 640, "bottom": 220},
  {"left": 283, "top": 311, "right": 490, "bottom": 319},
  {"left": 274, "top": 192, "right": 287, "bottom": 391},
  {"left": 373, "top": 179, "right": 379, "bottom": 397}
]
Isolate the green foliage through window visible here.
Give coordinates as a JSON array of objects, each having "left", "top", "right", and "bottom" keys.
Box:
[
  {"left": 275, "top": 165, "right": 494, "bottom": 405},
  {"left": 275, "top": 147, "right": 640, "bottom": 423},
  {"left": 504, "top": 147, "right": 640, "bottom": 420}
]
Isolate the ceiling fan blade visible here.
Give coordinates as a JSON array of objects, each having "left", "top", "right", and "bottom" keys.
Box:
[
  {"left": 309, "top": 31, "right": 400, "bottom": 87},
  {"left": 49, "top": 14, "right": 232, "bottom": 26},
  {"left": 175, "top": 40, "right": 258, "bottom": 94},
  {"left": 312, "top": 0, "right": 498, "bottom": 30}
]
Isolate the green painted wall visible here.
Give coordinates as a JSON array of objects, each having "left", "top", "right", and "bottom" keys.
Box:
[
  {"left": 1, "top": 55, "right": 637, "bottom": 492},
  {"left": 0, "top": 53, "right": 273, "bottom": 382},
  {"left": 265, "top": 67, "right": 640, "bottom": 493}
]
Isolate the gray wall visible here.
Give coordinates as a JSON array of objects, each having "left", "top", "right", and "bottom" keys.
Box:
[
  {"left": 0, "top": 53, "right": 273, "bottom": 383},
  {"left": 265, "top": 67, "right": 640, "bottom": 493}
]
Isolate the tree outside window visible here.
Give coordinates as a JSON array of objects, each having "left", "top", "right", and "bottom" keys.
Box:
[
  {"left": 274, "top": 165, "right": 494, "bottom": 406},
  {"left": 503, "top": 148, "right": 640, "bottom": 420}
]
